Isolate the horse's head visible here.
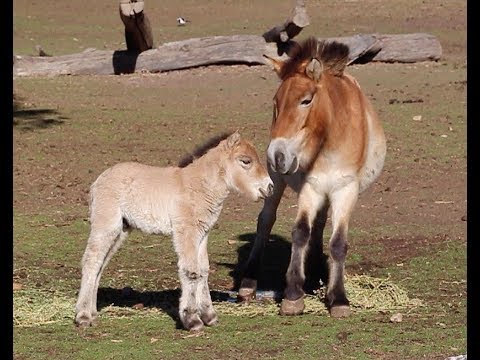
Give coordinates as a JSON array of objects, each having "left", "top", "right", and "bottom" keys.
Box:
[
  {"left": 222, "top": 132, "right": 274, "bottom": 201},
  {"left": 264, "top": 37, "right": 349, "bottom": 174}
]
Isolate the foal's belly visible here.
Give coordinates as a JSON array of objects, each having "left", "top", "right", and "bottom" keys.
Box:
[{"left": 122, "top": 203, "right": 174, "bottom": 236}]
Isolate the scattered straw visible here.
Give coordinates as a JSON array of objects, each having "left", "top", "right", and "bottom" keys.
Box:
[
  {"left": 344, "top": 274, "right": 423, "bottom": 312},
  {"left": 14, "top": 275, "right": 422, "bottom": 327},
  {"left": 14, "top": 289, "right": 76, "bottom": 327}
]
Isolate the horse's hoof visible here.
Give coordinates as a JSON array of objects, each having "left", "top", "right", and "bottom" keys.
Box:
[
  {"left": 237, "top": 287, "right": 256, "bottom": 303},
  {"left": 330, "top": 305, "right": 351, "bottom": 318},
  {"left": 279, "top": 297, "right": 305, "bottom": 316},
  {"left": 238, "top": 278, "right": 257, "bottom": 303}
]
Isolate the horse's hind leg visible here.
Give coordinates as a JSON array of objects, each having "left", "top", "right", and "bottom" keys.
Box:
[
  {"left": 304, "top": 201, "right": 330, "bottom": 294},
  {"left": 238, "top": 175, "right": 286, "bottom": 302},
  {"left": 326, "top": 181, "right": 359, "bottom": 318},
  {"left": 75, "top": 219, "right": 122, "bottom": 327}
]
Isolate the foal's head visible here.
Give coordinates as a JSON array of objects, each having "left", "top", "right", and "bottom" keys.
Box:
[
  {"left": 222, "top": 132, "right": 273, "bottom": 202},
  {"left": 264, "top": 37, "right": 350, "bottom": 174}
]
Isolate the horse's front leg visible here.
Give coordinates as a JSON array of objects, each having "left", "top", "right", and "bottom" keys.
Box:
[
  {"left": 326, "top": 181, "right": 359, "bottom": 318},
  {"left": 238, "top": 174, "right": 286, "bottom": 302},
  {"left": 280, "top": 184, "right": 325, "bottom": 315},
  {"left": 196, "top": 235, "right": 218, "bottom": 327},
  {"left": 304, "top": 202, "right": 330, "bottom": 294},
  {"left": 174, "top": 229, "right": 204, "bottom": 331}
]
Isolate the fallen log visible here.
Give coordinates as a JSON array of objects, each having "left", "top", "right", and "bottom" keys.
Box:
[{"left": 13, "top": 33, "right": 442, "bottom": 77}]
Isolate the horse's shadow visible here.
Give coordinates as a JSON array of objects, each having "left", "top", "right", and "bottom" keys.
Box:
[
  {"left": 220, "top": 232, "right": 329, "bottom": 296},
  {"left": 97, "top": 232, "right": 329, "bottom": 327}
]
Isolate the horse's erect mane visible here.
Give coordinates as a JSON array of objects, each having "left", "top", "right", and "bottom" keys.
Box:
[
  {"left": 178, "top": 132, "right": 233, "bottom": 168},
  {"left": 280, "top": 37, "right": 350, "bottom": 79}
]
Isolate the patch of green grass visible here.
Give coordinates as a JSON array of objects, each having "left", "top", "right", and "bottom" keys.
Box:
[{"left": 13, "top": 309, "right": 466, "bottom": 360}]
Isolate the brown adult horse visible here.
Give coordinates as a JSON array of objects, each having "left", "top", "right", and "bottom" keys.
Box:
[{"left": 238, "top": 37, "right": 386, "bottom": 318}]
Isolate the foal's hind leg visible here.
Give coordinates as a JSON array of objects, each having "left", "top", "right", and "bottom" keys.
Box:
[
  {"left": 238, "top": 174, "right": 286, "bottom": 302},
  {"left": 75, "top": 220, "right": 122, "bottom": 327},
  {"left": 90, "top": 228, "right": 130, "bottom": 319},
  {"left": 326, "top": 181, "right": 359, "bottom": 318}
]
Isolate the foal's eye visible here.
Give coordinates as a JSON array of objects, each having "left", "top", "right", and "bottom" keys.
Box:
[{"left": 239, "top": 157, "right": 252, "bottom": 167}]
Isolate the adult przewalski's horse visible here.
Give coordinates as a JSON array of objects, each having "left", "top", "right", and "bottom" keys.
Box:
[
  {"left": 75, "top": 132, "right": 273, "bottom": 331},
  {"left": 238, "top": 37, "right": 386, "bottom": 318}
]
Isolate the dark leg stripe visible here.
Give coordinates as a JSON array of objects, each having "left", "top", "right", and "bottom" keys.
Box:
[
  {"left": 291, "top": 212, "right": 310, "bottom": 246},
  {"left": 285, "top": 213, "right": 311, "bottom": 300},
  {"left": 330, "top": 225, "right": 348, "bottom": 262}
]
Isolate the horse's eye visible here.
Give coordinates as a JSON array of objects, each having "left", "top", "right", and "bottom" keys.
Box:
[{"left": 301, "top": 98, "right": 312, "bottom": 106}]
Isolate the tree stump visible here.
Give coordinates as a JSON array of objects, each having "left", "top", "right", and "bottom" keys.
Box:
[{"left": 119, "top": 0, "right": 154, "bottom": 53}]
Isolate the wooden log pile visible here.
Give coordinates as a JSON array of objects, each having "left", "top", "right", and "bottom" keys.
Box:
[{"left": 13, "top": 1, "right": 442, "bottom": 77}]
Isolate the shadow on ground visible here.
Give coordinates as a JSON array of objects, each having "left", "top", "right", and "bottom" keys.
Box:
[
  {"left": 96, "top": 287, "right": 234, "bottom": 329},
  {"left": 96, "top": 232, "right": 329, "bottom": 328},
  {"left": 13, "top": 97, "right": 67, "bottom": 130},
  {"left": 218, "top": 232, "right": 329, "bottom": 295}
]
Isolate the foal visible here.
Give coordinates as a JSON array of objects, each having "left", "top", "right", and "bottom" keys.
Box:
[{"left": 75, "top": 131, "right": 273, "bottom": 331}]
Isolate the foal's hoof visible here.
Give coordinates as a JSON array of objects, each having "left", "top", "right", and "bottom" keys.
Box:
[
  {"left": 279, "top": 297, "right": 305, "bottom": 316},
  {"left": 183, "top": 314, "right": 204, "bottom": 332},
  {"left": 201, "top": 310, "right": 218, "bottom": 327},
  {"left": 74, "top": 313, "right": 96, "bottom": 328},
  {"left": 330, "top": 305, "right": 351, "bottom": 318}
]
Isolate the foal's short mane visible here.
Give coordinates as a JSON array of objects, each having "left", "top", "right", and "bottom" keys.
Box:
[
  {"left": 280, "top": 37, "right": 350, "bottom": 79},
  {"left": 178, "top": 132, "right": 233, "bottom": 168}
]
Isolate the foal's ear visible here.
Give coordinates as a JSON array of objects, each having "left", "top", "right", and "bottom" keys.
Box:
[
  {"left": 305, "top": 58, "right": 323, "bottom": 82},
  {"left": 226, "top": 131, "right": 241, "bottom": 148},
  {"left": 263, "top": 54, "right": 284, "bottom": 77}
]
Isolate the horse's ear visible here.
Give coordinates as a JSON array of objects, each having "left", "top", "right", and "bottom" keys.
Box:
[
  {"left": 226, "top": 131, "right": 241, "bottom": 148},
  {"left": 306, "top": 58, "right": 323, "bottom": 82},
  {"left": 263, "top": 54, "right": 284, "bottom": 77}
]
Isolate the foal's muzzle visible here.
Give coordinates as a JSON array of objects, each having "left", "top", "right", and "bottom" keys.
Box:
[{"left": 259, "top": 183, "right": 274, "bottom": 199}]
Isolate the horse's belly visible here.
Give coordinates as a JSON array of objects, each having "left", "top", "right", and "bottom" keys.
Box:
[{"left": 306, "top": 169, "right": 358, "bottom": 195}]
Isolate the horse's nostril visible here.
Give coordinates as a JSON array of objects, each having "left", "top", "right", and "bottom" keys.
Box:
[{"left": 274, "top": 152, "right": 285, "bottom": 170}]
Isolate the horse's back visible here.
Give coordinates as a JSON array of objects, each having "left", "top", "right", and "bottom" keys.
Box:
[{"left": 356, "top": 86, "right": 386, "bottom": 193}]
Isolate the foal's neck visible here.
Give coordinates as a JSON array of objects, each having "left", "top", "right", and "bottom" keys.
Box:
[{"left": 182, "top": 147, "right": 230, "bottom": 204}]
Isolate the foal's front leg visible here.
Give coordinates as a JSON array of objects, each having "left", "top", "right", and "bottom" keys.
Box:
[
  {"left": 196, "top": 235, "right": 218, "bottom": 326},
  {"left": 175, "top": 230, "right": 204, "bottom": 331}
]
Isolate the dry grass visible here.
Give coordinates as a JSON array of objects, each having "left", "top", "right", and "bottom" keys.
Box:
[{"left": 13, "top": 275, "right": 423, "bottom": 327}]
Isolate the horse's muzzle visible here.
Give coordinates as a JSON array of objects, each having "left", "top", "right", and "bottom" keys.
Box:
[{"left": 270, "top": 151, "right": 298, "bottom": 175}]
